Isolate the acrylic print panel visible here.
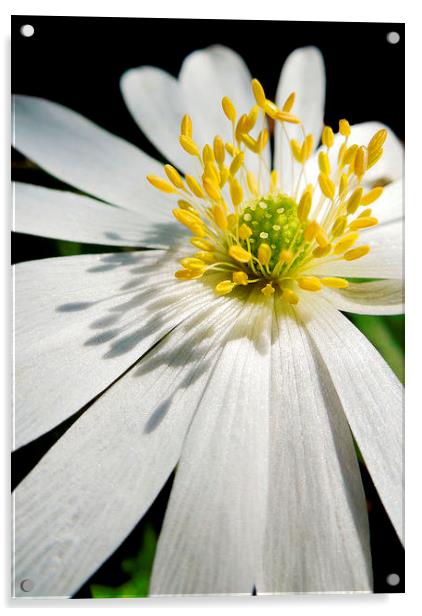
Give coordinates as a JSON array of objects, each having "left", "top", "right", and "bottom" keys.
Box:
[{"left": 11, "top": 16, "right": 404, "bottom": 598}]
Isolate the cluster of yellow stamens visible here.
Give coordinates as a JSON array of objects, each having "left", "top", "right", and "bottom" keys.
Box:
[{"left": 147, "top": 78, "right": 386, "bottom": 304}]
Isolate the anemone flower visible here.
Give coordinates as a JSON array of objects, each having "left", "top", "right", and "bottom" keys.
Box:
[{"left": 12, "top": 45, "right": 404, "bottom": 598}]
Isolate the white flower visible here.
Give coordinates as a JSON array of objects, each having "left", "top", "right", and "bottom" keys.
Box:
[{"left": 12, "top": 45, "right": 403, "bottom": 597}]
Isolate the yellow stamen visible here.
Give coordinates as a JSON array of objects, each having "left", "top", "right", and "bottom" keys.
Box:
[
  {"left": 349, "top": 216, "right": 378, "bottom": 230},
  {"left": 321, "top": 277, "right": 349, "bottom": 288},
  {"left": 279, "top": 249, "right": 293, "bottom": 262},
  {"left": 185, "top": 174, "right": 206, "bottom": 199},
  {"left": 368, "top": 129, "right": 387, "bottom": 153},
  {"left": 164, "top": 164, "right": 185, "bottom": 189},
  {"left": 275, "top": 111, "right": 301, "bottom": 124},
  {"left": 346, "top": 187, "right": 364, "bottom": 215},
  {"left": 202, "top": 144, "right": 215, "bottom": 164},
  {"left": 315, "top": 224, "right": 329, "bottom": 247},
  {"left": 148, "top": 76, "right": 384, "bottom": 305},
  {"left": 213, "top": 136, "right": 225, "bottom": 165},
  {"left": 322, "top": 126, "right": 335, "bottom": 148},
  {"left": 298, "top": 276, "right": 322, "bottom": 292},
  {"left": 222, "top": 96, "right": 237, "bottom": 123},
  {"left": 191, "top": 237, "right": 215, "bottom": 251},
  {"left": 312, "top": 245, "right": 331, "bottom": 258},
  {"left": 298, "top": 190, "right": 312, "bottom": 222},
  {"left": 146, "top": 175, "right": 177, "bottom": 194},
  {"left": 304, "top": 220, "right": 318, "bottom": 242},
  {"left": 282, "top": 91, "right": 296, "bottom": 112},
  {"left": 282, "top": 288, "right": 299, "bottom": 304},
  {"left": 361, "top": 186, "right": 384, "bottom": 205},
  {"left": 368, "top": 148, "right": 384, "bottom": 169},
  {"left": 354, "top": 146, "right": 368, "bottom": 177},
  {"left": 252, "top": 78, "right": 266, "bottom": 107},
  {"left": 261, "top": 283, "right": 275, "bottom": 297},
  {"left": 290, "top": 139, "right": 302, "bottom": 163},
  {"left": 180, "top": 257, "right": 206, "bottom": 272},
  {"left": 343, "top": 245, "right": 370, "bottom": 260},
  {"left": 175, "top": 269, "right": 203, "bottom": 280},
  {"left": 258, "top": 243, "right": 272, "bottom": 267},
  {"left": 334, "top": 232, "right": 359, "bottom": 254},
  {"left": 233, "top": 271, "right": 249, "bottom": 285},
  {"left": 270, "top": 170, "right": 279, "bottom": 192},
  {"left": 339, "top": 119, "right": 351, "bottom": 137},
  {"left": 212, "top": 204, "right": 228, "bottom": 230},
  {"left": 181, "top": 115, "right": 192, "bottom": 138},
  {"left": 180, "top": 135, "right": 200, "bottom": 157},
  {"left": 229, "top": 152, "right": 245, "bottom": 176},
  {"left": 239, "top": 223, "right": 253, "bottom": 240},
  {"left": 203, "top": 177, "right": 222, "bottom": 201},
  {"left": 215, "top": 280, "right": 236, "bottom": 295},
  {"left": 229, "top": 245, "right": 251, "bottom": 263},
  {"left": 246, "top": 171, "right": 259, "bottom": 196},
  {"left": 245, "top": 105, "right": 259, "bottom": 131},
  {"left": 230, "top": 178, "right": 244, "bottom": 208},
  {"left": 342, "top": 144, "right": 358, "bottom": 166},
  {"left": 332, "top": 216, "right": 347, "bottom": 237},
  {"left": 318, "top": 174, "right": 336, "bottom": 200},
  {"left": 195, "top": 251, "right": 217, "bottom": 264},
  {"left": 318, "top": 151, "right": 331, "bottom": 175}
]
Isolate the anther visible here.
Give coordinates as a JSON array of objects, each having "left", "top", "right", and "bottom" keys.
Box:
[
  {"left": 346, "top": 187, "right": 364, "bottom": 215},
  {"left": 282, "top": 288, "right": 299, "bottom": 304},
  {"left": 343, "top": 245, "right": 370, "bottom": 261},
  {"left": 261, "top": 284, "right": 275, "bottom": 297},
  {"left": 222, "top": 96, "right": 237, "bottom": 123},
  {"left": 321, "top": 277, "right": 349, "bottom": 288},
  {"left": 322, "top": 126, "right": 335, "bottom": 148},
  {"left": 229, "top": 245, "right": 251, "bottom": 263},
  {"left": 215, "top": 280, "right": 236, "bottom": 295},
  {"left": 361, "top": 186, "right": 384, "bottom": 205},
  {"left": 181, "top": 115, "right": 192, "bottom": 138},
  {"left": 339, "top": 119, "right": 351, "bottom": 137},
  {"left": 180, "top": 135, "right": 200, "bottom": 157},
  {"left": 258, "top": 243, "right": 272, "bottom": 267},
  {"left": 318, "top": 173, "right": 336, "bottom": 200},
  {"left": 146, "top": 175, "right": 177, "bottom": 194},
  {"left": 233, "top": 271, "right": 249, "bottom": 286},
  {"left": 252, "top": 79, "right": 266, "bottom": 107},
  {"left": 298, "top": 276, "right": 322, "bottom": 292}
]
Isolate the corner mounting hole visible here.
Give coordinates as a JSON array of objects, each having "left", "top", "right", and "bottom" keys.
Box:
[
  {"left": 386, "top": 573, "right": 400, "bottom": 586},
  {"left": 20, "top": 578, "right": 34, "bottom": 592},
  {"left": 386, "top": 31, "right": 400, "bottom": 45},
  {"left": 20, "top": 24, "right": 34, "bottom": 38}
]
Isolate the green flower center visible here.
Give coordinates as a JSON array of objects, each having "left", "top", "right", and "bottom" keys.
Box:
[{"left": 239, "top": 193, "right": 306, "bottom": 270}]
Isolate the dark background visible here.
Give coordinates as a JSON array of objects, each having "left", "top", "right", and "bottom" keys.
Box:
[{"left": 11, "top": 16, "right": 404, "bottom": 596}]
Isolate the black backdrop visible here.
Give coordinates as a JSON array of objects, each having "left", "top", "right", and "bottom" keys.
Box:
[{"left": 11, "top": 16, "right": 404, "bottom": 596}]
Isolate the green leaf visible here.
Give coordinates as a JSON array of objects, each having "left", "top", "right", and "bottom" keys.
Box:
[
  {"left": 90, "top": 524, "right": 157, "bottom": 599},
  {"left": 349, "top": 314, "right": 404, "bottom": 383}
]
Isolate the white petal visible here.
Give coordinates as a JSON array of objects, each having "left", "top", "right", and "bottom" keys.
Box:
[
  {"left": 179, "top": 44, "right": 269, "bottom": 177},
  {"left": 299, "top": 296, "right": 403, "bottom": 543},
  {"left": 14, "top": 251, "right": 219, "bottom": 448},
  {"left": 258, "top": 299, "right": 372, "bottom": 593},
  {"left": 13, "top": 95, "right": 173, "bottom": 214},
  {"left": 309, "top": 220, "right": 403, "bottom": 280},
  {"left": 274, "top": 47, "right": 325, "bottom": 193},
  {"left": 371, "top": 179, "right": 403, "bottom": 226},
  {"left": 150, "top": 292, "right": 272, "bottom": 596},
  {"left": 321, "top": 279, "right": 404, "bottom": 315},
  {"left": 13, "top": 298, "right": 242, "bottom": 598},
  {"left": 14, "top": 183, "right": 180, "bottom": 248},
  {"left": 121, "top": 66, "right": 199, "bottom": 175}
]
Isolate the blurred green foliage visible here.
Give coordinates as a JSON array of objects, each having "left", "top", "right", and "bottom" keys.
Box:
[
  {"left": 90, "top": 525, "right": 157, "bottom": 598},
  {"left": 348, "top": 314, "right": 404, "bottom": 383}
]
